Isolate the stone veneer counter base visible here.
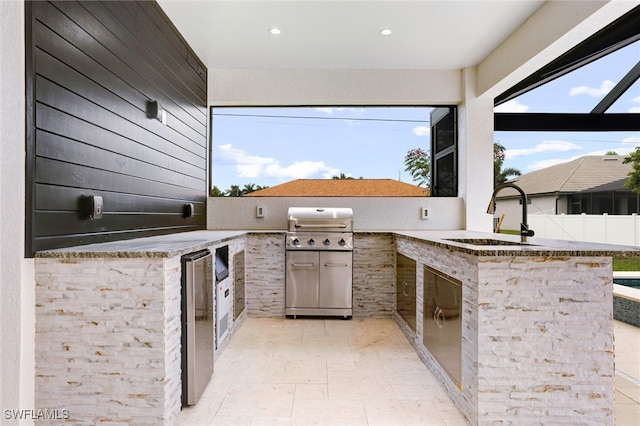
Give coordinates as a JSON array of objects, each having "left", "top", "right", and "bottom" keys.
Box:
[
  {"left": 34, "top": 231, "right": 253, "bottom": 425},
  {"left": 33, "top": 230, "right": 640, "bottom": 425},
  {"left": 394, "top": 231, "right": 640, "bottom": 426}
]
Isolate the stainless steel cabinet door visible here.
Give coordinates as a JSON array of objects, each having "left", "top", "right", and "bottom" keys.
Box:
[
  {"left": 234, "top": 251, "right": 245, "bottom": 320},
  {"left": 396, "top": 253, "right": 417, "bottom": 332},
  {"left": 319, "top": 251, "right": 352, "bottom": 309},
  {"left": 423, "top": 265, "right": 462, "bottom": 387},
  {"left": 286, "top": 251, "right": 319, "bottom": 308}
]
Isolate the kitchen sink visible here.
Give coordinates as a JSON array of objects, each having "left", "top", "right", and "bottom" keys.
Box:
[{"left": 444, "top": 238, "right": 536, "bottom": 246}]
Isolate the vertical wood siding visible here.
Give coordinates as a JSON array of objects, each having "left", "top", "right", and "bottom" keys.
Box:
[{"left": 27, "top": 0, "right": 207, "bottom": 253}]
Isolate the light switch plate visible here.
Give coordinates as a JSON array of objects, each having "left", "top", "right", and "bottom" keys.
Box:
[
  {"left": 421, "top": 207, "right": 428, "bottom": 220},
  {"left": 256, "top": 205, "right": 265, "bottom": 218}
]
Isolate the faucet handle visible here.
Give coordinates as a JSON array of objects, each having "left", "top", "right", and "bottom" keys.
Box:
[{"left": 520, "top": 223, "right": 534, "bottom": 237}]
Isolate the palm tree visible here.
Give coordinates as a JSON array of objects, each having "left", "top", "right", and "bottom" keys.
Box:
[
  {"left": 210, "top": 186, "right": 225, "bottom": 197},
  {"left": 332, "top": 173, "right": 354, "bottom": 179},
  {"left": 225, "top": 185, "right": 242, "bottom": 197},
  {"left": 494, "top": 142, "right": 521, "bottom": 187},
  {"left": 242, "top": 183, "right": 257, "bottom": 195}
]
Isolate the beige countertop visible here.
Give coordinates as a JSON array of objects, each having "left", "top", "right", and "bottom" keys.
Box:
[
  {"left": 394, "top": 230, "right": 640, "bottom": 257},
  {"left": 35, "top": 230, "right": 251, "bottom": 258},
  {"left": 35, "top": 229, "right": 640, "bottom": 259}
]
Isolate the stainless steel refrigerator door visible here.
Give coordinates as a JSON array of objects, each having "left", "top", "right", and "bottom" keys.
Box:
[
  {"left": 185, "top": 252, "right": 214, "bottom": 405},
  {"left": 319, "top": 251, "right": 352, "bottom": 309},
  {"left": 286, "top": 251, "right": 319, "bottom": 308}
]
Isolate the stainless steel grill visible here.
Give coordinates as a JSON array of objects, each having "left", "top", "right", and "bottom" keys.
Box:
[{"left": 285, "top": 207, "right": 353, "bottom": 318}]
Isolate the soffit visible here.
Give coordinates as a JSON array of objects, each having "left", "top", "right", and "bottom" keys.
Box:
[{"left": 157, "top": 0, "right": 544, "bottom": 70}]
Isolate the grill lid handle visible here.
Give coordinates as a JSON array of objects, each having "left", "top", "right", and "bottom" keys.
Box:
[{"left": 294, "top": 224, "right": 347, "bottom": 228}]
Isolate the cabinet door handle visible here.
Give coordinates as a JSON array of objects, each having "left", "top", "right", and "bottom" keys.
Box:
[
  {"left": 324, "top": 263, "right": 348, "bottom": 267},
  {"left": 292, "top": 263, "right": 314, "bottom": 267},
  {"left": 402, "top": 281, "right": 408, "bottom": 296},
  {"left": 435, "top": 307, "right": 445, "bottom": 329}
]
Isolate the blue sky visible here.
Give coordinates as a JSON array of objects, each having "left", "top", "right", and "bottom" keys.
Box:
[
  {"left": 494, "top": 39, "right": 640, "bottom": 172},
  {"left": 211, "top": 41, "right": 640, "bottom": 192},
  {"left": 211, "top": 106, "right": 433, "bottom": 190}
]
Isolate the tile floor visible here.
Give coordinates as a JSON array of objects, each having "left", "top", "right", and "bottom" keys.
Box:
[
  {"left": 174, "top": 318, "right": 467, "bottom": 425},
  {"left": 175, "top": 318, "right": 640, "bottom": 426},
  {"left": 614, "top": 320, "right": 640, "bottom": 426}
]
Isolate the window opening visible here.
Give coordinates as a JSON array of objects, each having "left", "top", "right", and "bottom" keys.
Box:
[{"left": 209, "top": 106, "right": 449, "bottom": 196}]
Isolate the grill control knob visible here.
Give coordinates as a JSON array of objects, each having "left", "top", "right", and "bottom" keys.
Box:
[
  {"left": 323, "top": 239, "right": 331, "bottom": 246},
  {"left": 338, "top": 238, "right": 347, "bottom": 246},
  {"left": 292, "top": 238, "right": 300, "bottom": 246},
  {"left": 308, "top": 238, "right": 315, "bottom": 246}
]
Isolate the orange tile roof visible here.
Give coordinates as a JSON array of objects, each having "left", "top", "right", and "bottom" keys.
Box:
[{"left": 244, "top": 179, "right": 429, "bottom": 197}]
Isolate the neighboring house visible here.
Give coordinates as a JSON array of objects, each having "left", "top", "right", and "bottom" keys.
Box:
[
  {"left": 245, "top": 179, "right": 429, "bottom": 197},
  {"left": 494, "top": 155, "right": 637, "bottom": 230}
]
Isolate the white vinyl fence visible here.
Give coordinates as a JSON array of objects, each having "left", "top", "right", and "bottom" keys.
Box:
[{"left": 528, "top": 213, "right": 640, "bottom": 247}]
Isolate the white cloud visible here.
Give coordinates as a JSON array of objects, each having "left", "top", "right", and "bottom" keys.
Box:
[
  {"left": 412, "top": 126, "right": 430, "bottom": 137},
  {"left": 623, "top": 136, "right": 640, "bottom": 145},
  {"left": 315, "top": 107, "right": 339, "bottom": 114},
  {"left": 314, "top": 107, "right": 364, "bottom": 115},
  {"left": 620, "top": 136, "right": 640, "bottom": 153},
  {"left": 344, "top": 119, "right": 361, "bottom": 128},
  {"left": 263, "top": 160, "right": 340, "bottom": 180},
  {"left": 494, "top": 100, "right": 529, "bottom": 113},
  {"left": 569, "top": 80, "right": 615, "bottom": 97},
  {"left": 217, "top": 144, "right": 340, "bottom": 180},
  {"left": 505, "top": 140, "right": 582, "bottom": 159},
  {"left": 632, "top": 96, "right": 640, "bottom": 103},
  {"left": 629, "top": 106, "right": 640, "bottom": 113}
]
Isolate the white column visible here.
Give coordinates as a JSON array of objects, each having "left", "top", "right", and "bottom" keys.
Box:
[
  {"left": 0, "top": 1, "right": 35, "bottom": 421},
  {"left": 458, "top": 67, "right": 494, "bottom": 232}
]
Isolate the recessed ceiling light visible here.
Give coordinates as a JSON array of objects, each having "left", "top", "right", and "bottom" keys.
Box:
[
  {"left": 379, "top": 28, "right": 392, "bottom": 36},
  {"left": 268, "top": 27, "right": 281, "bottom": 35}
]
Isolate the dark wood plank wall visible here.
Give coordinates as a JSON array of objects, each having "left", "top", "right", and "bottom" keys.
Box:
[{"left": 27, "top": 0, "right": 208, "bottom": 254}]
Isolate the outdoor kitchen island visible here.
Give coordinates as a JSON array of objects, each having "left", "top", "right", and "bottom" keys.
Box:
[
  {"left": 394, "top": 230, "right": 640, "bottom": 426},
  {"left": 33, "top": 229, "right": 639, "bottom": 425}
]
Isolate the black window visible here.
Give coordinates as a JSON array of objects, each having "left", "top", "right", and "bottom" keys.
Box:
[{"left": 430, "top": 107, "right": 457, "bottom": 197}]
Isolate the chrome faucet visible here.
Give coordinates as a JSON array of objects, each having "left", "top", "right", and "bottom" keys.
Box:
[{"left": 487, "top": 183, "right": 535, "bottom": 242}]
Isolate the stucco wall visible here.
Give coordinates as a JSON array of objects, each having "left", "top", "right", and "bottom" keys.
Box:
[
  {"left": 458, "top": 67, "right": 494, "bottom": 232},
  {"left": 208, "top": 196, "right": 466, "bottom": 231},
  {"left": 0, "top": 1, "right": 35, "bottom": 423},
  {"left": 209, "top": 68, "right": 462, "bottom": 106}
]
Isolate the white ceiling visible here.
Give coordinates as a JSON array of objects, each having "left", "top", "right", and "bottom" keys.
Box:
[{"left": 157, "top": 0, "right": 546, "bottom": 70}]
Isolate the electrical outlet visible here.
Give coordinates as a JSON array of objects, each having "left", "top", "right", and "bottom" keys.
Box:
[
  {"left": 87, "top": 195, "right": 103, "bottom": 220},
  {"left": 421, "top": 207, "right": 429, "bottom": 220}
]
